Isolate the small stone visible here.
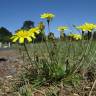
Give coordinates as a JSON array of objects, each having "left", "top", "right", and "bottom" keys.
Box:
[
  {"left": 5, "top": 75, "right": 13, "bottom": 80},
  {"left": 73, "top": 93, "right": 80, "bottom": 96}
]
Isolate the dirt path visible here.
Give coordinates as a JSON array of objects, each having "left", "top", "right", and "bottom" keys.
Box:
[
  {"left": 0, "top": 49, "right": 21, "bottom": 77},
  {"left": 0, "top": 49, "right": 21, "bottom": 95},
  {"left": 0, "top": 49, "right": 17, "bottom": 57}
]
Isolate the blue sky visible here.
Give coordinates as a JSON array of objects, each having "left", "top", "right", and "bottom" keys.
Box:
[{"left": 0, "top": 0, "right": 96, "bottom": 36}]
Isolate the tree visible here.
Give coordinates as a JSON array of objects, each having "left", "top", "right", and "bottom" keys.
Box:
[
  {"left": 0, "top": 27, "right": 12, "bottom": 43},
  {"left": 21, "top": 20, "right": 35, "bottom": 30}
]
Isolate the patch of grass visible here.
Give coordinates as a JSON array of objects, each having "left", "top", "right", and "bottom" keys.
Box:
[{"left": 12, "top": 40, "right": 96, "bottom": 95}]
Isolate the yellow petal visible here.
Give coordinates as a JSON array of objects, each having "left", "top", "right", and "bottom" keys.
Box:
[
  {"left": 26, "top": 37, "right": 32, "bottom": 42},
  {"left": 10, "top": 35, "right": 16, "bottom": 39},
  {"left": 19, "top": 37, "right": 24, "bottom": 43},
  {"left": 35, "top": 30, "right": 40, "bottom": 34},
  {"left": 31, "top": 33, "right": 36, "bottom": 39},
  {"left": 12, "top": 37, "right": 19, "bottom": 42}
]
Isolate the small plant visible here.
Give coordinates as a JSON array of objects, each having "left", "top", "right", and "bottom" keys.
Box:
[{"left": 10, "top": 13, "right": 96, "bottom": 96}]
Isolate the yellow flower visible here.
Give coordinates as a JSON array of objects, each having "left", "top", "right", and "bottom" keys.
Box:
[
  {"left": 38, "top": 22, "right": 45, "bottom": 31},
  {"left": 76, "top": 25, "right": 87, "bottom": 31},
  {"left": 40, "top": 13, "right": 55, "bottom": 20},
  {"left": 69, "top": 34, "right": 82, "bottom": 40},
  {"left": 28, "top": 27, "right": 40, "bottom": 35},
  {"left": 57, "top": 26, "right": 68, "bottom": 31},
  {"left": 11, "top": 30, "right": 33, "bottom": 43},
  {"left": 77, "top": 23, "right": 96, "bottom": 32},
  {"left": 73, "top": 34, "right": 82, "bottom": 40},
  {"left": 68, "top": 34, "right": 74, "bottom": 37}
]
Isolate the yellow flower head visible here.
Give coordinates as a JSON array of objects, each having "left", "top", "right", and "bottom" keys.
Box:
[
  {"left": 68, "top": 34, "right": 74, "bottom": 37},
  {"left": 11, "top": 27, "right": 40, "bottom": 44},
  {"left": 40, "top": 12, "right": 55, "bottom": 20},
  {"left": 28, "top": 27, "right": 40, "bottom": 35},
  {"left": 69, "top": 34, "right": 82, "bottom": 40},
  {"left": 11, "top": 30, "right": 33, "bottom": 43},
  {"left": 57, "top": 26, "right": 68, "bottom": 31},
  {"left": 77, "top": 23, "right": 96, "bottom": 32},
  {"left": 38, "top": 22, "right": 45, "bottom": 31}
]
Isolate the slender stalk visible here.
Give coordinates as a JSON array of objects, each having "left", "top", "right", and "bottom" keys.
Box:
[
  {"left": 46, "top": 19, "right": 53, "bottom": 63},
  {"left": 24, "top": 43, "right": 33, "bottom": 66},
  {"left": 73, "top": 31, "right": 94, "bottom": 73},
  {"left": 47, "top": 19, "right": 50, "bottom": 33},
  {"left": 60, "top": 30, "right": 64, "bottom": 41},
  {"left": 82, "top": 31, "right": 84, "bottom": 39},
  {"left": 46, "top": 19, "right": 58, "bottom": 71},
  {"left": 46, "top": 19, "right": 58, "bottom": 65},
  {"left": 44, "top": 41, "right": 53, "bottom": 63},
  {"left": 32, "top": 40, "right": 39, "bottom": 68},
  {"left": 88, "top": 31, "right": 92, "bottom": 40}
]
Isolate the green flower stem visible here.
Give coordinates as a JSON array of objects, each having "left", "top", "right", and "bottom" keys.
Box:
[
  {"left": 46, "top": 19, "right": 58, "bottom": 67},
  {"left": 82, "top": 31, "right": 84, "bottom": 40},
  {"left": 47, "top": 19, "right": 50, "bottom": 33},
  {"left": 24, "top": 43, "right": 33, "bottom": 67},
  {"left": 46, "top": 21, "right": 55, "bottom": 62},
  {"left": 60, "top": 31, "right": 64, "bottom": 41},
  {"left": 73, "top": 34, "right": 94, "bottom": 73},
  {"left": 32, "top": 40, "right": 39, "bottom": 68},
  {"left": 44, "top": 41, "right": 53, "bottom": 63},
  {"left": 46, "top": 19, "right": 53, "bottom": 63},
  {"left": 88, "top": 31, "right": 92, "bottom": 40}
]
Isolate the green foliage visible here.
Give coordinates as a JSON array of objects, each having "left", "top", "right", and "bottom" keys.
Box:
[
  {"left": 0, "top": 27, "right": 12, "bottom": 42},
  {"left": 63, "top": 73, "right": 82, "bottom": 87},
  {"left": 21, "top": 20, "right": 35, "bottom": 30},
  {"left": 13, "top": 35, "right": 96, "bottom": 96},
  {"left": 19, "top": 84, "right": 33, "bottom": 96}
]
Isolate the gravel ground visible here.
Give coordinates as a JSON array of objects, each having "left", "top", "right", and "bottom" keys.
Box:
[
  {"left": 0, "top": 49, "right": 23, "bottom": 96},
  {"left": 0, "top": 49, "right": 96, "bottom": 96}
]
